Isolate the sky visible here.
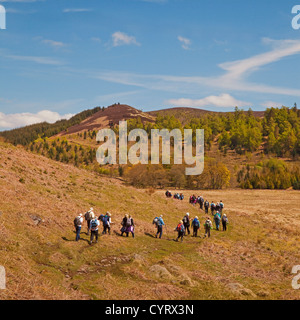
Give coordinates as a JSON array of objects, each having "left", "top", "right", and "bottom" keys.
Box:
[{"left": 0, "top": 0, "right": 300, "bottom": 130}]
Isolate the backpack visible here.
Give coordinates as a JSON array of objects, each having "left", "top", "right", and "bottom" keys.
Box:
[
  {"left": 182, "top": 216, "right": 188, "bottom": 224},
  {"left": 90, "top": 219, "right": 98, "bottom": 231},
  {"left": 177, "top": 224, "right": 184, "bottom": 233},
  {"left": 126, "top": 218, "right": 131, "bottom": 227},
  {"left": 193, "top": 219, "right": 200, "bottom": 228},
  {"left": 103, "top": 216, "right": 109, "bottom": 226},
  {"left": 99, "top": 214, "right": 104, "bottom": 222},
  {"left": 215, "top": 214, "right": 221, "bottom": 221},
  {"left": 84, "top": 211, "right": 91, "bottom": 220},
  {"left": 74, "top": 216, "right": 81, "bottom": 227},
  {"left": 153, "top": 217, "right": 159, "bottom": 226},
  {"left": 222, "top": 216, "right": 228, "bottom": 223},
  {"left": 204, "top": 220, "right": 212, "bottom": 229}
]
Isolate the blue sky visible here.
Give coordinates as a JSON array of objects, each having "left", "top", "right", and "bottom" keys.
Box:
[{"left": 0, "top": 0, "right": 300, "bottom": 129}]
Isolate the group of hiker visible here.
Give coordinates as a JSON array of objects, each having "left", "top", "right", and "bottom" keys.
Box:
[
  {"left": 73, "top": 208, "right": 136, "bottom": 244},
  {"left": 188, "top": 195, "right": 224, "bottom": 215},
  {"left": 165, "top": 190, "right": 184, "bottom": 200},
  {"left": 152, "top": 212, "right": 228, "bottom": 242},
  {"left": 74, "top": 208, "right": 112, "bottom": 244},
  {"left": 73, "top": 191, "right": 229, "bottom": 244}
]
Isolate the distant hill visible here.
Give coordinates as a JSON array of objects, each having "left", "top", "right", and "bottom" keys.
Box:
[
  {"left": 0, "top": 104, "right": 265, "bottom": 144},
  {"left": 148, "top": 107, "right": 265, "bottom": 125},
  {"left": 58, "top": 104, "right": 156, "bottom": 136}
]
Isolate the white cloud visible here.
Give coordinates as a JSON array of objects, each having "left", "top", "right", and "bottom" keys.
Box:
[
  {"left": 63, "top": 8, "right": 92, "bottom": 13},
  {"left": 0, "top": 110, "right": 74, "bottom": 130},
  {"left": 0, "top": 49, "right": 64, "bottom": 65},
  {"left": 178, "top": 36, "right": 191, "bottom": 50},
  {"left": 41, "top": 39, "right": 66, "bottom": 49},
  {"left": 91, "top": 38, "right": 300, "bottom": 97},
  {"left": 112, "top": 31, "right": 140, "bottom": 47},
  {"left": 260, "top": 101, "right": 283, "bottom": 108},
  {"left": 167, "top": 94, "right": 250, "bottom": 108}
]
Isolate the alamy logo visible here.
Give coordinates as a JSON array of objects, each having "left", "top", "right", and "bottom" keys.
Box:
[
  {"left": 0, "top": 266, "right": 5, "bottom": 290},
  {"left": 292, "top": 5, "right": 300, "bottom": 30},
  {"left": 0, "top": 5, "right": 6, "bottom": 30},
  {"left": 96, "top": 121, "right": 204, "bottom": 176}
]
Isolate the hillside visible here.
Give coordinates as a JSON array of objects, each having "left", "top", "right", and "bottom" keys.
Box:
[
  {"left": 58, "top": 104, "right": 156, "bottom": 137},
  {"left": 148, "top": 107, "right": 265, "bottom": 125},
  {"left": 0, "top": 141, "right": 299, "bottom": 300}
]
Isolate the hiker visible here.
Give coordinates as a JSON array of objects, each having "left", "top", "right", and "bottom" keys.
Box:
[
  {"left": 199, "top": 196, "right": 204, "bottom": 210},
  {"left": 102, "top": 212, "right": 112, "bottom": 235},
  {"left": 128, "top": 215, "right": 135, "bottom": 238},
  {"left": 219, "top": 201, "right": 224, "bottom": 214},
  {"left": 175, "top": 220, "right": 185, "bottom": 242},
  {"left": 121, "top": 214, "right": 134, "bottom": 238},
  {"left": 222, "top": 214, "right": 228, "bottom": 231},
  {"left": 165, "top": 190, "right": 172, "bottom": 198},
  {"left": 179, "top": 193, "right": 184, "bottom": 201},
  {"left": 121, "top": 214, "right": 129, "bottom": 236},
  {"left": 85, "top": 208, "right": 94, "bottom": 235},
  {"left": 211, "top": 201, "right": 216, "bottom": 215},
  {"left": 204, "top": 200, "right": 209, "bottom": 214},
  {"left": 214, "top": 211, "right": 221, "bottom": 231},
  {"left": 153, "top": 215, "right": 165, "bottom": 239},
  {"left": 191, "top": 216, "right": 200, "bottom": 237},
  {"left": 216, "top": 202, "right": 221, "bottom": 213},
  {"left": 203, "top": 217, "right": 212, "bottom": 238},
  {"left": 89, "top": 217, "right": 100, "bottom": 245},
  {"left": 182, "top": 213, "right": 190, "bottom": 235},
  {"left": 74, "top": 213, "right": 83, "bottom": 241}
]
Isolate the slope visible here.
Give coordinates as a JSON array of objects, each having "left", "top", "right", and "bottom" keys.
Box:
[{"left": 0, "top": 141, "right": 299, "bottom": 300}]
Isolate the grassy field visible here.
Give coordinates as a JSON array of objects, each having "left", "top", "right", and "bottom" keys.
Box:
[{"left": 0, "top": 141, "right": 299, "bottom": 300}]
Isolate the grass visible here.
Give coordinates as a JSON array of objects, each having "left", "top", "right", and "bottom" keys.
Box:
[{"left": 0, "top": 141, "right": 299, "bottom": 300}]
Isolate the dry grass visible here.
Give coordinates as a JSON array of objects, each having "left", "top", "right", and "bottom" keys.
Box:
[{"left": 0, "top": 141, "right": 299, "bottom": 300}]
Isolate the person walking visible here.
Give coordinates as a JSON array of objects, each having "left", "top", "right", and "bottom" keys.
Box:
[
  {"left": 175, "top": 220, "right": 185, "bottom": 242},
  {"left": 222, "top": 214, "right": 228, "bottom": 231},
  {"left": 127, "top": 215, "right": 135, "bottom": 238},
  {"left": 191, "top": 216, "right": 200, "bottom": 237},
  {"left": 121, "top": 214, "right": 128, "bottom": 236},
  {"left": 219, "top": 201, "right": 224, "bottom": 214},
  {"left": 85, "top": 208, "right": 94, "bottom": 235},
  {"left": 211, "top": 202, "right": 216, "bottom": 215},
  {"left": 74, "top": 213, "right": 83, "bottom": 241},
  {"left": 89, "top": 217, "right": 100, "bottom": 245},
  {"left": 204, "top": 200, "right": 209, "bottom": 214},
  {"left": 154, "top": 215, "right": 165, "bottom": 239},
  {"left": 102, "top": 212, "right": 112, "bottom": 235},
  {"left": 214, "top": 211, "right": 221, "bottom": 231},
  {"left": 203, "top": 217, "right": 212, "bottom": 238},
  {"left": 182, "top": 213, "right": 190, "bottom": 235}
]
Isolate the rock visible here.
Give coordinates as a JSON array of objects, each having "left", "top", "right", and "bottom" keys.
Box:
[
  {"left": 179, "top": 274, "right": 194, "bottom": 287},
  {"left": 133, "top": 254, "right": 144, "bottom": 261},
  {"left": 30, "top": 215, "right": 44, "bottom": 226},
  {"left": 226, "top": 283, "right": 256, "bottom": 298},
  {"left": 149, "top": 265, "right": 173, "bottom": 280},
  {"left": 257, "top": 290, "right": 270, "bottom": 298}
]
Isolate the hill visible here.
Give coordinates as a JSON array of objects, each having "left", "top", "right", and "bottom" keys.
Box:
[
  {"left": 0, "top": 141, "right": 299, "bottom": 300},
  {"left": 148, "top": 107, "right": 265, "bottom": 125},
  {"left": 58, "top": 104, "right": 156, "bottom": 137}
]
